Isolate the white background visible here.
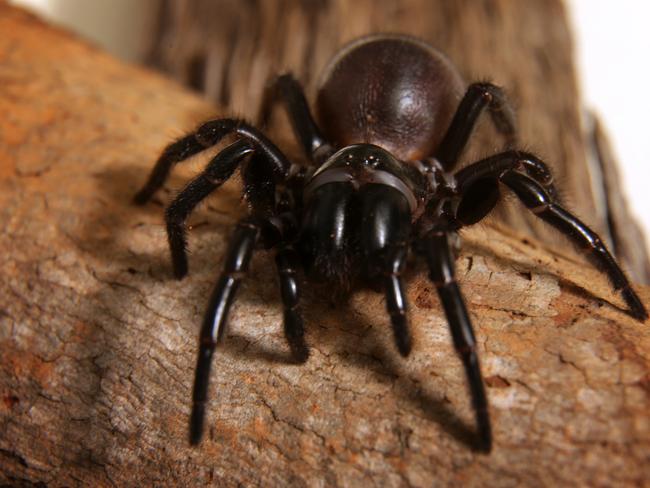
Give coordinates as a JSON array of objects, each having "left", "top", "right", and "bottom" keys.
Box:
[
  {"left": 10, "top": 0, "right": 650, "bottom": 251},
  {"left": 567, "top": 0, "right": 650, "bottom": 252}
]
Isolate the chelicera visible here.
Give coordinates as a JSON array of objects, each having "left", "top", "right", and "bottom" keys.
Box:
[{"left": 134, "top": 34, "right": 647, "bottom": 452}]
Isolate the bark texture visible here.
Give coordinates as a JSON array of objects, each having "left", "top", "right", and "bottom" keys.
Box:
[
  {"left": 148, "top": 0, "right": 649, "bottom": 283},
  {"left": 1, "top": 3, "right": 650, "bottom": 487}
]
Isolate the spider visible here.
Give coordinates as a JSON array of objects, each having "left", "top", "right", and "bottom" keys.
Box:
[{"left": 134, "top": 34, "right": 647, "bottom": 453}]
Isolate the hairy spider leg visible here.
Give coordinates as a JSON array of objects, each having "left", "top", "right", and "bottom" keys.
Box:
[
  {"left": 134, "top": 133, "right": 207, "bottom": 204},
  {"left": 165, "top": 139, "right": 255, "bottom": 279},
  {"left": 436, "top": 82, "right": 518, "bottom": 170},
  {"left": 241, "top": 153, "right": 279, "bottom": 219},
  {"left": 500, "top": 171, "right": 648, "bottom": 321},
  {"left": 276, "top": 246, "right": 309, "bottom": 362},
  {"left": 260, "top": 74, "right": 332, "bottom": 163},
  {"left": 241, "top": 158, "right": 310, "bottom": 364},
  {"left": 156, "top": 130, "right": 310, "bottom": 442},
  {"left": 134, "top": 118, "right": 291, "bottom": 204},
  {"left": 190, "top": 219, "right": 260, "bottom": 446},
  {"left": 196, "top": 119, "right": 290, "bottom": 176},
  {"left": 423, "top": 231, "right": 491, "bottom": 452}
]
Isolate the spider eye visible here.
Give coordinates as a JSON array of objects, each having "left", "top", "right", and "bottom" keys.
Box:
[{"left": 456, "top": 177, "right": 500, "bottom": 225}]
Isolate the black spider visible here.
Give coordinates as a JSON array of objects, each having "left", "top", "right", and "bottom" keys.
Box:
[{"left": 134, "top": 34, "right": 647, "bottom": 453}]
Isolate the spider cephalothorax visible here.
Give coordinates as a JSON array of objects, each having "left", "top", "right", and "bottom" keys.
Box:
[{"left": 134, "top": 34, "right": 647, "bottom": 453}]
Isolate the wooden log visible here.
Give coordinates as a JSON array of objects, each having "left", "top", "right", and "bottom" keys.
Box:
[
  {"left": 1, "top": 2, "right": 649, "bottom": 487},
  {"left": 149, "top": 0, "right": 650, "bottom": 284}
]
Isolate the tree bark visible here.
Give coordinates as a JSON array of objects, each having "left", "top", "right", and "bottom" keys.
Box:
[{"left": 1, "top": 2, "right": 649, "bottom": 487}]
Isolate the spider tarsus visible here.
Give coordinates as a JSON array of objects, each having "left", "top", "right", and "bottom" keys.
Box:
[
  {"left": 477, "top": 429, "right": 492, "bottom": 453},
  {"left": 173, "top": 265, "right": 188, "bottom": 281},
  {"left": 169, "top": 247, "right": 188, "bottom": 279},
  {"left": 622, "top": 288, "right": 648, "bottom": 321},
  {"left": 290, "top": 343, "right": 310, "bottom": 364},
  {"left": 392, "top": 314, "right": 412, "bottom": 357},
  {"left": 132, "top": 189, "right": 151, "bottom": 205},
  {"left": 189, "top": 402, "right": 205, "bottom": 446},
  {"left": 284, "top": 315, "right": 310, "bottom": 363},
  {"left": 475, "top": 407, "right": 493, "bottom": 453},
  {"left": 166, "top": 221, "right": 189, "bottom": 279}
]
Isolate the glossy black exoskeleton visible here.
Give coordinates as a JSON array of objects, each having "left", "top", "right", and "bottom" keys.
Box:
[{"left": 134, "top": 34, "right": 647, "bottom": 453}]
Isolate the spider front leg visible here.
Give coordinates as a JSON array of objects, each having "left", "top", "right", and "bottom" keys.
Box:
[
  {"left": 500, "top": 170, "right": 648, "bottom": 321},
  {"left": 165, "top": 139, "right": 255, "bottom": 278},
  {"left": 134, "top": 133, "right": 207, "bottom": 204},
  {"left": 436, "top": 82, "right": 518, "bottom": 170},
  {"left": 134, "top": 118, "right": 290, "bottom": 204},
  {"left": 422, "top": 231, "right": 491, "bottom": 452},
  {"left": 191, "top": 219, "right": 260, "bottom": 445}
]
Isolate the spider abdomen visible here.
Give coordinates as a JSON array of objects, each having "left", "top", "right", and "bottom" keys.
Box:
[{"left": 316, "top": 35, "right": 464, "bottom": 161}]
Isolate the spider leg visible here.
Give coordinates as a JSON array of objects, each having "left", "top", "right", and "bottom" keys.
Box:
[
  {"left": 454, "top": 150, "right": 559, "bottom": 199},
  {"left": 190, "top": 219, "right": 260, "bottom": 445},
  {"left": 276, "top": 246, "right": 309, "bottom": 362},
  {"left": 436, "top": 82, "right": 517, "bottom": 170},
  {"left": 241, "top": 153, "right": 279, "bottom": 220},
  {"left": 423, "top": 231, "right": 492, "bottom": 452},
  {"left": 196, "top": 118, "right": 291, "bottom": 177},
  {"left": 384, "top": 246, "right": 412, "bottom": 357},
  {"left": 500, "top": 170, "right": 648, "bottom": 321},
  {"left": 260, "top": 74, "right": 333, "bottom": 163},
  {"left": 135, "top": 118, "right": 290, "bottom": 203},
  {"left": 134, "top": 133, "right": 208, "bottom": 204},
  {"left": 165, "top": 139, "right": 255, "bottom": 279}
]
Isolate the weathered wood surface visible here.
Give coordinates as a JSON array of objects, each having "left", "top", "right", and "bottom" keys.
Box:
[
  {"left": 1, "top": 3, "right": 649, "bottom": 487},
  {"left": 149, "top": 0, "right": 649, "bottom": 283}
]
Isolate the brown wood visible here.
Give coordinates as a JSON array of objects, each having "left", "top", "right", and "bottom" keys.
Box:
[{"left": 1, "top": 2, "right": 649, "bottom": 487}]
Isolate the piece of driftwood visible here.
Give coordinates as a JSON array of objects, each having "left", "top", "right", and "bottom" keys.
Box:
[
  {"left": 148, "top": 0, "right": 649, "bottom": 283},
  {"left": 1, "top": 3, "right": 649, "bottom": 487}
]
